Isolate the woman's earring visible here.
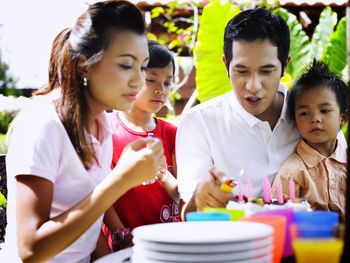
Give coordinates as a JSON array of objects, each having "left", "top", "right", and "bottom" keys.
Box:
[{"left": 83, "top": 77, "right": 88, "bottom": 87}]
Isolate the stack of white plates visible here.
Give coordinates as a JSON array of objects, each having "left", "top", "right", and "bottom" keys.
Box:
[{"left": 131, "top": 221, "right": 273, "bottom": 263}]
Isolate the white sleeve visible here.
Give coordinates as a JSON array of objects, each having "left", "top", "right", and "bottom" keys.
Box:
[
  {"left": 6, "top": 104, "right": 64, "bottom": 183},
  {"left": 175, "top": 111, "right": 214, "bottom": 202},
  {"left": 337, "top": 130, "right": 347, "bottom": 147}
]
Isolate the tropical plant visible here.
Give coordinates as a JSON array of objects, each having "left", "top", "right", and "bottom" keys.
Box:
[
  {"left": 193, "top": 0, "right": 240, "bottom": 102},
  {"left": 274, "top": 7, "right": 347, "bottom": 81},
  {"left": 147, "top": 0, "right": 206, "bottom": 55},
  {"left": 0, "top": 56, "right": 21, "bottom": 97},
  {"left": 322, "top": 16, "right": 347, "bottom": 79}
]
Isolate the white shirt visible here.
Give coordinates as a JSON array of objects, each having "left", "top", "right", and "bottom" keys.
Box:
[
  {"left": 2, "top": 98, "right": 112, "bottom": 263},
  {"left": 176, "top": 84, "right": 301, "bottom": 202}
]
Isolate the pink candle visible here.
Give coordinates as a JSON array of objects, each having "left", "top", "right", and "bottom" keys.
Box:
[
  {"left": 263, "top": 177, "right": 271, "bottom": 203},
  {"left": 289, "top": 178, "right": 295, "bottom": 202},
  {"left": 246, "top": 179, "right": 252, "bottom": 200},
  {"left": 277, "top": 180, "right": 283, "bottom": 204},
  {"left": 238, "top": 180, "right": 243, "bottom": 202}
]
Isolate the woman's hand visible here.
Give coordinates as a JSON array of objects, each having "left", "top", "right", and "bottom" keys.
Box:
[{"left": 113, "top": 137, "right": 164, "bottom": 188}]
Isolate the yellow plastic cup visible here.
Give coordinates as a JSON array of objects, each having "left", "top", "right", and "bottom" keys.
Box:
[
  {"left": 293, "top": 238, "right": 343, "bottom": 263},
  {"left": 290, "top": 223, "right": 344, "bottom": 263}
]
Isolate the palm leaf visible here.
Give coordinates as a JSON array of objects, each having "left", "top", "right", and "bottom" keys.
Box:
[
  {"left": 310, "top": 7, "right": 337, "bottom": 60},
  {"left": 193, "top": 0, "right": 240, "bottom": 103},
  {"left": 322, "top": 16, "right": 347, "bottom": 75},
  {"left": 273, "top": 8, "right": 312, "bottom": 80}
]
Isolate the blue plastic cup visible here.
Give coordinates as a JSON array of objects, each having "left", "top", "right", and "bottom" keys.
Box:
[
  {"left": 294, "top": 211, "right": 339, "bottom": 238},
  {"left": 186, "top": 211, "right": 231, "bottom": 221}
]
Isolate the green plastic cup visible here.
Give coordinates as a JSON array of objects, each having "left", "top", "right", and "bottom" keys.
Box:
[{"left": 203, "top": 208, "right": 244, "bottom": 221}]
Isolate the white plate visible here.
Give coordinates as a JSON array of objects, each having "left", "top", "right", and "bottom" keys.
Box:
[
  {"left": 131, "top": 253, "right": 272, "bottom": 263},
  {"left": 132, "top": 221, "right": 273, "bottom": 244},
  {"left": 94, "top": 247, "right": 132, "bottom": 263},
  {"left": 132, "top": 245, "right": 272, "bottom": 262},
  {"left": 133, "top": 236, "right": 272, "bottom": 253}
]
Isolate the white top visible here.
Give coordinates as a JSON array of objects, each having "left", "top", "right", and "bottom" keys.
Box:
[
  {"left": 176, "top": 84, "right": 347, "bottom": 202},
  {"left": 176, "top": 84, "right": 301, "bottom": 202},
  {"left": 1, "top": 98, "right": 112, "bottom": 263}
]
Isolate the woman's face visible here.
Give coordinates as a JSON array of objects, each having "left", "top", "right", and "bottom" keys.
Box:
[
  {"left": 85, "top": 30, "right": 149, "bottom": 115},
  {"left": 133, "top": 63, "right": 174, "bottom": 113}
]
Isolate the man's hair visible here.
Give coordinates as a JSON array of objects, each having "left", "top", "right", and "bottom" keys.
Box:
[
  {"left": 287, "top": 59, "right": 348, "bottom": 122},
  {"left": 223, "top": 8, "right": 290, "bottom": 76}
]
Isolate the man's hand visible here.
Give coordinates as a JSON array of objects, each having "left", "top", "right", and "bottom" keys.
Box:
[{"left": 195, "top": 167, "right": 233, "bottom": 211}]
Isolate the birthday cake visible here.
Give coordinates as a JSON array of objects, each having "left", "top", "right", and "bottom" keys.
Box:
[
  {"left": 226, "top": 197, "right": 312, "bottom": 216},
  {"left": 223, "top": 177, "right": 312, "bottom": 216}
]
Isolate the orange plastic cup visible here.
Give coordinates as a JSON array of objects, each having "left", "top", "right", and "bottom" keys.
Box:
[{"left": 239, "top": 215, "right": 286, "bottom": 263}]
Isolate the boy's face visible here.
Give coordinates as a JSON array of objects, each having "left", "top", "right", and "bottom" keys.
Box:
[
  {"left": 225, "top": 39, "right": 285, "bottom": 120},
  {"left": 294, "top": 87, "right": 347, "bottom": 148},
  {"left": 133, "top": 63, "right": 174, "bottom": 113}
]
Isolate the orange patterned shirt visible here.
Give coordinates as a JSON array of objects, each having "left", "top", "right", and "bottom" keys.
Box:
[{"left": 272, "top": 139, "right": 347, "bottom": 222}]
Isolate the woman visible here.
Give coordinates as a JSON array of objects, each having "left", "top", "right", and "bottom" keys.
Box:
[{"left": 1, "top": 1, "right": 164, "bottom": 262}]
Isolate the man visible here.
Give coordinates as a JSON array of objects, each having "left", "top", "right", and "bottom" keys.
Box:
[{"left": 176, "top": 8, "right": 299, "bottom": 220}]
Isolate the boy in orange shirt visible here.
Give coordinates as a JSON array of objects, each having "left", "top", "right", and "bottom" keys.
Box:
[{"left": 272, "top": 60, "right": 348, "bottom": 222}]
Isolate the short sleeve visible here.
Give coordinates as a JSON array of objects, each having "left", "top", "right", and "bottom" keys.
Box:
[{"left": 6, "top": 103, "right": 65, "bottom": 183}]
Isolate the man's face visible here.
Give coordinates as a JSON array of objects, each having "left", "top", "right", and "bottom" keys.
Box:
[{"left": 227, "top": 39, "right": 284, "bottom": 120}]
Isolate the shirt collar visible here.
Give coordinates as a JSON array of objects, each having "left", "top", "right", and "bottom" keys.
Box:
[
  {"left": 88, "top": 111, "right": 112, "bottom": 145},
  {"left": 297, "top": 139, "right": 347, "bottom": 168},
  {"left": 229, "top": 83, "right": 289, "bottom": 128},
  {"left": 95, "top": 111, "right": 112, "bottom": 144}
]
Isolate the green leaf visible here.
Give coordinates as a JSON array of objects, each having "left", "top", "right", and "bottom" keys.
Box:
[
  {"left": 193, "top": 0, "right": 241, "bottom": 102},
  {"left": 151, "top": 7, "right": 165, "bottom": 18},
  {"left": 321, "top": 17, "right": 347, "bottom": 75},
  {"left": 274, "top": 8, "right": 312, "bottom": 80},
  {"left": 310, "top": 7, "right": 337, "bottom": 60},
  {"left": 0, "top": 192, "right": 6, "bottom": 209}
]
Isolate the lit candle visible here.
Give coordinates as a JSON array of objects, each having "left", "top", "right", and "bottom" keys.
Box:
[
  {"left": 246, "top": 179, "right": 252, "bottom": 199},
  {"left": 238, "top": 180, "right": 243, "bottom": 201},
  {"left": 263, "top": 177, "right": 271, "bottom": 203},
  {"left": 289, "top": 178, "right": 295, "bottom": 202},
  {"left": 277, "top": 180, "right": 283, "bottom": 204}
]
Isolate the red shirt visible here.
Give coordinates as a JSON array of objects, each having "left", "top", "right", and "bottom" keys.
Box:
[{"left": 109, "top": 112, "right": 176, "bottom": 173}]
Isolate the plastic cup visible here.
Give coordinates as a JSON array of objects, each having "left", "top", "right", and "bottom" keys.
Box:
[
  {"left": 186, "top": 211, "right": 231, "bottom": 221},
  {"left": 253, "top": 208, "right": 294, "bottom": 257},
  {"left": 294, "top": 211, "right": 339, "bottom": 238},
  {"left": 239, "top": 215, "right": 286, "bottom": 263},
  {"left": 290, "top": 223, "right": 343, "bottom": 263},
  {"left": 203, "top": 208, "right": 244, "bottom": 221}
]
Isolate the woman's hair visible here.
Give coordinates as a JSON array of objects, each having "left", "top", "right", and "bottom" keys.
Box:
[
  {"left": 49, "top": 0, "right": 145, "bottom": 169},
  {"left": 34, "top": 27, "right": 72, "bottom": 96},
  {"left": 147, "top": 40, "right": 175, "bottom": 75}
]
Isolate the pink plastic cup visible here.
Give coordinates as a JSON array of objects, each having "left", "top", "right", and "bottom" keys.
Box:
[{"left": 253, "top": 208, "right": 294, "bottom": 257}]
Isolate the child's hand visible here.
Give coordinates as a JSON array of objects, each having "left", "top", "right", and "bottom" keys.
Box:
[
  {"left": 113, "top": 138, "right": 164, "bottom": 188},
  {"left": 155, "top": 156, "right": 168, "bottom": 182}
]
